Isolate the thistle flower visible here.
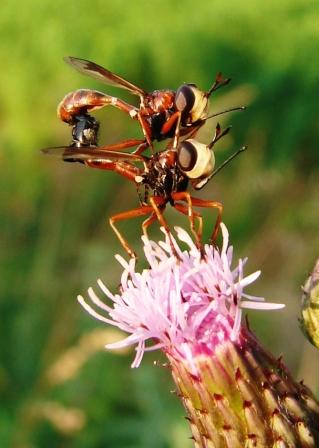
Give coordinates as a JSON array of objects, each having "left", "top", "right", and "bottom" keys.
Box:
[{"left": 78, "top": 225, "right": 319, "bottom": 447}]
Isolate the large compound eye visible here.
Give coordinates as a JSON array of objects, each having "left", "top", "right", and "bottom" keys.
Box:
[
  {"left": 175, "top": 84, "right": 196, "bottom": 116},
  {"left": 177, "top": 139, "right": 215, "bottom": 179},
  {"left": 175, "top": 84, "right": 208, "bottom": 124}
]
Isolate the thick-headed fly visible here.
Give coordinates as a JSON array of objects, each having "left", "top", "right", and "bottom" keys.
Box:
[
  {"left": 58, "top": 56, "right": 242, "bottom": 154},
  {"left": 43, "top": 124, "right": 246, "bottom": 258}
]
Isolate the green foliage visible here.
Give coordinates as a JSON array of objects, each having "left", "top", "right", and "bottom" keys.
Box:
[{"left": 1, "top": 0, "right": 319, "bottom": 446}]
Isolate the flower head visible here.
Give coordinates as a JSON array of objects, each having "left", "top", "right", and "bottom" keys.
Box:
[
  {"left": 78, "top": 224, "right": 284, "bottom": 369},
  {"left": 78, "top": 226, "right": 319, "bottom": 447}
]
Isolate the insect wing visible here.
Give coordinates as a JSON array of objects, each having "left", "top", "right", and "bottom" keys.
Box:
[
  {"left": 63, "top": 147, "right": 147, "bottom": 163},
  {"left": 42, "top": 146, "right": 72, "bottom": 158},
  {"left": 64, "top": 56, "right": 147, "bottom": 97},
  {"left": 42, "top": 145, "right": 147, "bottom": 163}
]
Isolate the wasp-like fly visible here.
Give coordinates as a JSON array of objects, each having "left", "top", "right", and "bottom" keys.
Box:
[
  {"left": 58, "top": 56, "right": 243, "bottom": 154},
  {"left": 43, "top": 124, "right": 246, "bottom": 258}
]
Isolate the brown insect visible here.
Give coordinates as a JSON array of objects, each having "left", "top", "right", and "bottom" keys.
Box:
[
  {"left": 43, "top": 124, "right": 246, "bottom": 258},
  {"left": 57, "top": 56, "right": 242, "bottom": 154}
]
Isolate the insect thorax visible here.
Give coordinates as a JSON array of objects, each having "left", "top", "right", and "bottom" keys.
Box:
[{"left": 145, "top": 154, "right": 188, "bottom": 200}]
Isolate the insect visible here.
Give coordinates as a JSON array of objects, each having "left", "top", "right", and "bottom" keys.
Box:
[
  {"left": 58, "top": 56, "right": 242, "bottom": 154},
  {"left": 43, "top": 124, "right": 246, "bottom": 258}
]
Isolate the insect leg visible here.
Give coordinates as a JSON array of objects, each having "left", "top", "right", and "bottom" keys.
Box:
[
  {"left": 164, "top": 122, "right": 204, "bottom": 150},
  {"left": 142, "top": 212, "right": 158, "bottom": 238},
  {"left": 160, "top": 111, "right": 182, "bottom": 149},
  {"left": 137, "top": 113, "right": 154, "bottom": 152},
  {"left": 149, "top": 196, "right": 181, "bottom": 260},
  {"left": 93, "top": 138, "right": 146, "bottom": 153},
  {"left": 173, "top": 202, "right": 203, "bottom": 244},
  {"left": 86, "top": 160, "right": 142, "bottom": 183},
  {"left": 132, "top": 141, "right": 149, "bottom": 156},
  {"left": 171, "top": 191, "right": 203, "bottom": 249},
  {"left": 188, "top": 197, "right": 223, "bottom": 244},
  {"left": 109, "top": 205, "right": 154, "bottom": 258}
]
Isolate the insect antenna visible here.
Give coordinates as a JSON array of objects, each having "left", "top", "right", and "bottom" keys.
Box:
[
  {"left": 210, "top": 146, "right": 247, "bottom": 179},
  {"left": 205, "top": 105, "right": 246, "bottom": 120},
  {"left": 206, "top": 72, "right": 231, "bottom": 97},
  {"left": 208, "top": 123, "right": 231, "bottom": 149}
]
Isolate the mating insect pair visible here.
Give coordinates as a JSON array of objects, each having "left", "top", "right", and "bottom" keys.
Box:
[{"left": 44, "top": 56, "right": 245, "bottom": 258}]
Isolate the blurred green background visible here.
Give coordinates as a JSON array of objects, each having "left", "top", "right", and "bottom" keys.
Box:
[{"left": 1, "top": 1, "right": 319, "bottom": 446}]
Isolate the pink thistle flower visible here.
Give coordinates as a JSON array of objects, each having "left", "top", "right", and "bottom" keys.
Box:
[
  {"left": 78, "top": 224, "right": 283, "bottom": 371},
  {"left": 78, "top": 225, "right": 319, "bottom": 446}
]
